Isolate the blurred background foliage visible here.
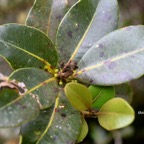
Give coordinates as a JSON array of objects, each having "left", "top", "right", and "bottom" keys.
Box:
[{"left": 0, "top": 0, "right": 144, "bottom": 144}]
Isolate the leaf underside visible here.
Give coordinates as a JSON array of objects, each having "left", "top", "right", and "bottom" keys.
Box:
[{"left": 77, "top": 25, "right": 144, "bottom": 85}]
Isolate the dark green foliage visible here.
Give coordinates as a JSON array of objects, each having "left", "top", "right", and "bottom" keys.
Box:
[{"left": 0, "top": 0, "right": 143, "bottom": 143}]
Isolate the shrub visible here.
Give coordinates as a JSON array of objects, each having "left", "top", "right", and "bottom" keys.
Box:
[{"left": 1, "top": 0, "right": 143, "bottom": 143}]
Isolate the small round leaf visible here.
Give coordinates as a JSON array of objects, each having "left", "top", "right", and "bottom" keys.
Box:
[
  {"left": 64, "top": 83, "right": 92, "bottom": 111},
  {"left": 97, "top": 98, "right": 135, "bottom": 130}
]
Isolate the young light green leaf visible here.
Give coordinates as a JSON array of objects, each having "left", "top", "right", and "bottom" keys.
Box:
[
  {"left": 64, "top": 82, "right": 92, "bottom": 111},
  {"left": 0, "top": 24, "right": 57, "bottom": 72},
  {"left": 9, "top": 68, "right": 58, "bottom": 109},
  {"left": 77, "top": 116, "right": 88, "bottom": 143},
  {"left": 20, "top": 91, "right": 82, "bottom": 144},
  {"left": 115, "top": 83, "right": 133, "bottom": 103},
  {"left": 97, "top": 98, "right": 135, "bottom": 130},
  {"left": 26, "top": 0, "right": 78, "bottom": 41},
  {"left": 88, "top": 85, "right": 115, "bottom": 109},
  {"left": 77, "top": 25, "right": 144, "bottom": 85},
  {"left": 56, "top": 0, "right": 119, "bottom": 63}
]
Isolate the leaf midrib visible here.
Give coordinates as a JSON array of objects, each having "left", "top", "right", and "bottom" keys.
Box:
[
  {"left": 77, "top": 46, "right": 144, "bottom": 75},
  {"left": 47, "top": 1, "right": 52, "bottom": 35},
  {"left": 0, "top": 77, "right": 56, "bottom": 110},
  {"left": 97, "top": 111, "right": 134, "bottom": 116},
  {"left": 92, "top": 88, "right": 104, "bottom": 103},
  {"left": 67, "top": 87, "right": 91, "bottom": 110},
  {"left": 1, "top": 40, "right": 50, "bottom": 66},
  {"left": 36, "top": 95, "right": 60, "bottom": 144},
  {"left": 69, "top": 2, "right": 97, "bottom": 61}
]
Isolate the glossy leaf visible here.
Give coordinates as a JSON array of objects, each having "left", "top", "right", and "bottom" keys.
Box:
[
  {"left": 0, "top": 24, "right": 57, "bottom": 72},
  {"left": 77, "top": 25, "right": 144, "bottom": 85},
  {"left": 88, "top": 85, "right": 115, "bottom": 109},
  {"left": 56, "top": 0, "right": 119, "bottom": 63},
  {"left": 26, "top": 0, "right": 78, "bottom": 41},
  {"left": 98, "top": 98, "right": 135, "bottom": 130},
  {"left": 115, "top": 83, "right": 133, "bottom": 103},
  {"left": 9, "top": 68, "right": 58, "bottom": 109},
  {"left": 20, "top": 91, "right": 82, "bottom": 144},
  {"left": 77, "top": 116, "right": 88, "bottom": 143},
  {"left": 64, "top": 82, "right": 92, "bottom": 111}
]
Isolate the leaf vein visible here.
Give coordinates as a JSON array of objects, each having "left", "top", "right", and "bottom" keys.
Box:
[
  {"left": 77, "top": 47, "right": 144, "bottom": 74},
  {"left": 36, "top": 96, "right": 60, "bottom": 143},
  {"left": 69, "top": 9, "right": 97, "bottom": 61}
]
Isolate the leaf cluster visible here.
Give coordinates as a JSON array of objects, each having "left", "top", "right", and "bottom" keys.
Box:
[{"left": 0, "top": 0, "right": 141, "bottom": 143}]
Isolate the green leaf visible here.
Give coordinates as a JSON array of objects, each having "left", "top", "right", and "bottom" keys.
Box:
[
  {"left": 77, "top": 116, "right": 88, "bottom": 143},
  {"left": 115, "top": 83, "right": 133, "bottom": 103},
  {"left": 64, "top": 82, "right": 92, "bottom": 111},
  {"left": 0, "top": 88, "right": 19, "bottom": 107},
  {"left": 0, "top": 67, "right": 59, "bottom": 127},
  {"left": 77, "top": 25, "right": 144, "bottom": 85},
  {"left": 26, "top": 0, "right": 78, "bottom": 41},
  {"left": 56, "top": 0, "right": 118, "bottom": 63},
  {"left": 97, "top": 98, "right": 135, "bottom": 130},
  {"left": 0, "top": 90, "right": 39, "bottom": 127},
  {"left": 9, "top": 68, "right": 58, "bottom": 109},
  {"left": 0, "top": 71, "right": 40, "bottom": 127},
  {"left": 20, "top": 91, "right": 82, "bottom": 144},
  {"left": 0, "top": 24, "right": 57, "bottom": 72},
  {"left": 88, "top": 85, "right": 115, "bottom": 109}
]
